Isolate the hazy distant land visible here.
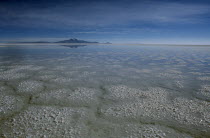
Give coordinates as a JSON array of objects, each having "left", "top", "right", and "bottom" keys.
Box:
[
  {"left": 3, "top": 38, "right": 100, "bottom": 44},
  {"left": 1, "top": 38, "right": 210, "bottom": 46}
]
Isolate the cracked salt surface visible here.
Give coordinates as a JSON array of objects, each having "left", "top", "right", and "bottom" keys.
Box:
[
  {"left": 196, "top": 85, "right": 210, "bottom": 101},
  {"left": 89, "top": 120, "right": 192, "bottom": 138},
  {"left": 0, "top": 44, "right": 210, "bottom": 137},
  {"left": 1, "top": 106, "right": 92, "bottom": 138},
  {"left": 198, "top": 76, "right": 210, "bottom": 81},
  {"left": 101, "top": 86, "right": 210, "bottom": 135},
  {"left": 0, "top": 94, "right": 25, "bottom": 119},
  {"left": 0, "top": 71, "right": 27, "bottom": 81},
  {"left": 31, "top": 88, "right": 100, "bottom": 107},
  {"left": 17, "top": 80, "right": 44, "bottom": 95}
]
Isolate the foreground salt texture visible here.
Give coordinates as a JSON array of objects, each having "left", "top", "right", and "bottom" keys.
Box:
[
  {"left": 0, "top": 45, "right": 210, "bottom": 137},
  {"left": 31, "top": 88, "right": 100, "bottom": 107},
  {"left": 101, "top": 86, "right": 210, "bottom": 136},
  {"left": 1, "top": 106, "right": 91, "bottom": 138}
]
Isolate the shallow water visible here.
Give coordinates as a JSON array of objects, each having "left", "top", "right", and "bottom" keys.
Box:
[{"left": 0, "top": 44, "right": 210, "bottom": 137}]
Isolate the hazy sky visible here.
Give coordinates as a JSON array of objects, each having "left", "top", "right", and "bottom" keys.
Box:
[{"left": 0, "top": 0, "right": 210, "bottom": 44}]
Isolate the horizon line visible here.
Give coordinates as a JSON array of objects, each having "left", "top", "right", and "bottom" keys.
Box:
[{"left": 0, "top": 42, "right": 210, "bottom": 47}]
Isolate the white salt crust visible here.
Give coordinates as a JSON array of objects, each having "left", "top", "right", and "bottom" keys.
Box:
[
  {"left": 101, "top": 85, "right": 210, "bottom": 133},
  {"left": 197, "top": 85, "right": 210, "bottom": 99},
  {"left": 198, "top": 76, "right": 210, "bottom": 81},
  {"left": 31, "top": 87, "right": 99, "bottom": 107},
  {"left": 1, "top": 106, "right": 92, "bottom": 138},
  {"left": 0, "top": 95, "right": 25, "bottom": 118},
  {"left": 90, "top": 121, "right": 192, "bottom": 138},
  {"left": 17, "top": 80, "right": 44, "bottom": 95}
]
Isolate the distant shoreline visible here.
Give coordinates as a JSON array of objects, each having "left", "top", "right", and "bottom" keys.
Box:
[{"left": 0, "top": 43, "right": 209, "bottom": 47}]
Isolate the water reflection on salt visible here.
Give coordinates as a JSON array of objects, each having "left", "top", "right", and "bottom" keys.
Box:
[{"left": 0, "top": 44, "right": 210, "bottom": 137}]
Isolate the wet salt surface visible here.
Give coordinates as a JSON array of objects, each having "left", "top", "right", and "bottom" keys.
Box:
[{"left": 0, "top": 44, "right": 210, "bottom": 137}]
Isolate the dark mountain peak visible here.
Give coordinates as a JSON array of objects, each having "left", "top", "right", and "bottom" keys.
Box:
[{"left": 56, "top": 38, "right": 99, "bottom": 43}]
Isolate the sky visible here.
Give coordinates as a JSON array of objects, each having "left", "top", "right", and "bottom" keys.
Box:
[{"left": 0, "top": 0, "right": 210, "bottom": 44}]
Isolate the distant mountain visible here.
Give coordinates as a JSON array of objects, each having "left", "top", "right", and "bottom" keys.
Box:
[
  {"left": 105, "top": 42, "right": 112, "bottom": 44},
  {"left": 61, "top": 45, "right": 87, "bottom": 48},
  {"left": 6, "top": 38, "right": 110, "bottom": 44},
  {"left": 55, "top": 38, "right": 99, "bottom": 43}
]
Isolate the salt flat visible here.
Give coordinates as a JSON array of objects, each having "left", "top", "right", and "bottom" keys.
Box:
[{"left": 0, "top": 44, "right": 210, "bottom": 137}]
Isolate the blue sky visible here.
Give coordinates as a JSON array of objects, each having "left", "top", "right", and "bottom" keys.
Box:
[{"left": 0, "top": 0, "right": 210, "bottom": 44}]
